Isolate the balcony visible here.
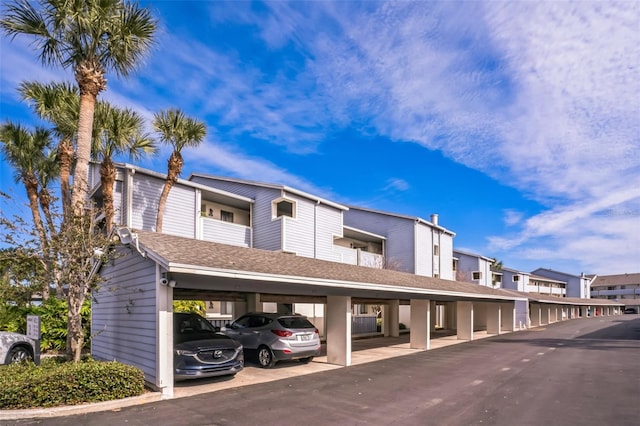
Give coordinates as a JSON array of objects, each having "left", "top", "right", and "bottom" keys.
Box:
[{"left": 200, "top": 217, "right": 251, "bottom": 247}]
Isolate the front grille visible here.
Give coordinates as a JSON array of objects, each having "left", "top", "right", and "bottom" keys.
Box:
[{"left": 196, "top": 348, "right": 238, "bottom": 364}]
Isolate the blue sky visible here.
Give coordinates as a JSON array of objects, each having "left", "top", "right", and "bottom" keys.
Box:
[{"left": 1, "top": 1, "right": 639, "bottom": 276}]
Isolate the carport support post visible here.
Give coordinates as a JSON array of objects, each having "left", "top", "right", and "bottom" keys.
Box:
[
  {"left": 456, "top": 301, "right": 474, "bottom": 341},
  {"left": 500, "top": 302, "right": 515, "bottom": 332},
  {"left": 410, "top": 299, "right": 430, "bottom": 350},
  {"left": 486, "top": 303, "right": 501, "bottom": 335},
  {"left": 156, "top": 271, "right": 173, "bottom": 398},
  {"left": 383, "top": 300, "right": 400, "bottom": 337},
  {"left": 326, "top": 295, "right": 352, "bottom": 366}
]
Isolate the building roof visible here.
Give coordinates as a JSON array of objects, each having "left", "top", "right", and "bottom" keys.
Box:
[
  {"left": 499, "top": 289, "right": 622, "bottom": 306},
  {"left": 591, "top": 273, "right": 640, "bottom": 288},
  {"left": 345, "top": 205, "right": 456, "bottom": 236},
  {"left": 131, "top": 230, "right": 521, "bottom": 302},
  {"left": 189, "top": 173, "right": 349, "bottom": 211},
  {"left": 528, "top": 274, "right": 567, "bottom": 285},
  {"left": 531, "top": 267, "right": 586, "bottom": 280},
  {"left": 453, "top": 249, "right": 494, "bottom": 262}
]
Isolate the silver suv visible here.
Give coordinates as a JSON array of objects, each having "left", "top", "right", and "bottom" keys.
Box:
[{"left": 221, "top": 313, "right": 321, "bottom": 368}]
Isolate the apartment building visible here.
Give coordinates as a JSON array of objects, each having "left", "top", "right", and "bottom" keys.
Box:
[{"left": 591, "top": 273, "right": 640, "bottom": 311}]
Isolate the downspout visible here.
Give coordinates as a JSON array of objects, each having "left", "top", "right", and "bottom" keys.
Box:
[
  {"left": 126, "top": 167, "right": 135, "bottom": 228},
  {"left": 314, "top": 200, "right": 320, "bottom": 259}
]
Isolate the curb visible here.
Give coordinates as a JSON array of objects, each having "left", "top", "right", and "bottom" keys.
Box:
[{"left": 0, "top": 392, "right": 164, "bottom": 421}]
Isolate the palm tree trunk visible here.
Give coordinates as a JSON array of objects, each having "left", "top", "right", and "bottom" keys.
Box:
[
  {"left": 155, "top": 152, "right": 183, "bottom": 233},
  {"left": 71, "top": 92, "right": 96, "bottom": 214},
  {"left": 58, "top": 137, "right": 74, "bottom": 217},
  {"left": 25, "top": 175, "right": 50, "bottom": 299},
  {"left": 100, "top": 157, "right": 117, "bottom": 233}
]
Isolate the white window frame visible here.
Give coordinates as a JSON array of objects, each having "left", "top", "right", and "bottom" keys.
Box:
[
  {"left": 472, "top": 271, "right": 482, "bottom": 280},
  {"left": 272, "top": 197, "right": 297, "bottom": 219}
]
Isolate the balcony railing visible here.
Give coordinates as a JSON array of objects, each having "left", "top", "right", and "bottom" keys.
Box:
[{"left": 200, "top": 217, "right": 251, "bottom": 247}]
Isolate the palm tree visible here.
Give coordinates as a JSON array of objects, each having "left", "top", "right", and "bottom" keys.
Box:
[
  {"left": 19, "top": 81, "right": 79, "bottom": 216},
  {"left": 1, "top": 0, "right": 157, "bottom": 215},
  {"left": 92, "top": 103, "right": 156, "bottom": 233},
  {"left": 153, "top": 109, "right": 207, "bottom": 233},
  {"left": 0, "top": 121, "right": 53, "bottom": 298}
]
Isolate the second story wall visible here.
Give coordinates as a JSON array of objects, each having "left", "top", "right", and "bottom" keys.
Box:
[
  {"left": 130, "top": 173, "right": 197, "bottom": 238},
  {"left": 344, "top": 209, "right": 416, "bottom": 274}
]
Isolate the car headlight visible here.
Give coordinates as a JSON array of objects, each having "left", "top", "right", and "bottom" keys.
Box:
[{"left": 175, "top": 349, "right": 197, "bottom": 356}]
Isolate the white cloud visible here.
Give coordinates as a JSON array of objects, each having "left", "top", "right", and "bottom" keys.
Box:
[{"left": 383, "top": 178, "right": 410, "bottom": 192}]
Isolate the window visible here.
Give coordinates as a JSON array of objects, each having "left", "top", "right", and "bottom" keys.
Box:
[
  {"left": 472, "top": 271, "right": 482, "bottom": 280},
  {"left": 452, "top": 259, "right": 458, "bottom": 271},
  {"left": 434, "top": 273, "right": 439, "bottom": 279},
  {"left": 512, "top": 275, "right": 520, "bottom": 282},
  {"left": 273, "top": 199, "right": 295, "bottom": 218},
  {"left": 221, "top": 210, "right": 234, "bottom": 223},
  {"left": 434, "top": 245, "right": 439, "bottom": 256}
]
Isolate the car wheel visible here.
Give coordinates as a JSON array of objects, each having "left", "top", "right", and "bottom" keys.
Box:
[
  {"left": 8, "top": 346, "right": 32, "bottom": 364},
  {"left": 299, "top": 356, "right": 313, "bottom": 364},
  {"left": 257, "top": 346, "right": 275, "bottom": 368}
]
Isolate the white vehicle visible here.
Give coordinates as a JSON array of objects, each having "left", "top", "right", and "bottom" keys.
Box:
[{"left": 0, "top": 331, "right": 35, "bottom": 364}]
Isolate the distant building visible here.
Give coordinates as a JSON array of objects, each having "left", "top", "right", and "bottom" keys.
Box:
[
  {"left": 531, "top": 268, "right": 592, "bottom": 299},
  {"left": 591, "top": 273, "right": 640, "bottom": 310}
]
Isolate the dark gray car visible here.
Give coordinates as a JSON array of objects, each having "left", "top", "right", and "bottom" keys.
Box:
[
  {"left": 221, "top": 312, "right": 321, "bottom": 368},
  {"left": 174, "top": 312, "right": 244, "bottom": 380}
]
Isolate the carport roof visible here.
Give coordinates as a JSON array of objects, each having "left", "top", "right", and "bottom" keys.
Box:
[
  {"left": 132, "top": 230, "right": 524, "bottom": 302},
  {"left": 499, "top": 289, "right": 623, "bottom": 306}
]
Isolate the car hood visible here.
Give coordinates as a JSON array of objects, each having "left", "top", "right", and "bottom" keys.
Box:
[{"left": 175, "top": 335, "right": 242, "bottom": 351}]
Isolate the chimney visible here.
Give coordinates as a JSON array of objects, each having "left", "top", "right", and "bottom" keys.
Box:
[{"left": 430, "top": 213, "right": 439, "bottom": 226}]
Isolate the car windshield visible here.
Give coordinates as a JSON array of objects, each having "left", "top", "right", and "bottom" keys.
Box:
[
  {"left": 278, "top": 317, "right": 315, "bottom": 329},
  {"left": 175, "top": 314, "right": 217, "bottom": 336}
]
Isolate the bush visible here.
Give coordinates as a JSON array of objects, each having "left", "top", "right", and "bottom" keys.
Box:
[
  {"left": 0, "top": 357, "right": 145, "bottom": 409},
  {"left": 399, "top": 323, "right": 407, "bottom": 330}
]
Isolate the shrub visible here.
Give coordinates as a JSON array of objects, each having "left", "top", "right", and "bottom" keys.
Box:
[
  {"left": 399, "top": 323, "right": 407, "bottom": 330},
  {"left": 0, "top": 357, "right": 145, "bottom": 409}
]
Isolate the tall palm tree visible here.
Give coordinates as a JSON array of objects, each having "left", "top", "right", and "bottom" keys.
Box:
[
  {"left": 0, "top": 122, "right": 53, "bottom": 298},
  {"left": 92, "top": 103, "right": 156, "bottom": 233},
  {"left": 19, "top": 81, "right": 79, "bottom": 216},
  {"left": 153, "top": 109, "right": 207, "bottom": 233},
  {"left": 1, "top": 0, "right": 157, "bottom": 215}
]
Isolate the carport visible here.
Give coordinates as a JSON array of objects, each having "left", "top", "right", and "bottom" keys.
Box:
[{"left": 92, "top": 230, "right": 525, "bottom": 398}]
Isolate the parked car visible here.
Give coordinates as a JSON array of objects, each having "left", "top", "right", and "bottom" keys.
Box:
[
  {"left": 0, "top": 331, "right": 35, "bottom": 365},
  {"left": 623, "top": 308, "right": 638, "bottom": 314},
  {"left": 221, "top": 312, "right": 321, "bottom": 368},
  {"left": 174, "top": 312, "right": 244, "bottom": 380}
]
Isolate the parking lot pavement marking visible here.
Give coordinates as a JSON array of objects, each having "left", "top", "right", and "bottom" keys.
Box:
[
  {"left": 471, "top": 380, "right": 483, "bottom": 386},
  {"left": 537, "top": 352, "right": 545, "bottom": 355},
  {"left": 501, "top": 367, "right": 511, "bottom": 372},
  {"left": 522, "top": 358, "right": 530, "bottom": 362}
]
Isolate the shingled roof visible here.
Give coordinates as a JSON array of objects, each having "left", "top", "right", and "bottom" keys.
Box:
[{"left": 132, "top": 230, "right": 523, "bottom": 302}]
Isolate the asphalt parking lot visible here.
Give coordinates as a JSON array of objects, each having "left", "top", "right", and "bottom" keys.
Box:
[{"left": 6, "top": 315, "right": 639, "bottom": 425}]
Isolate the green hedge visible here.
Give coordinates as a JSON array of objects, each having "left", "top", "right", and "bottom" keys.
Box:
[{"left": 0, "top": 357, "right": 146, "bottom": 409}]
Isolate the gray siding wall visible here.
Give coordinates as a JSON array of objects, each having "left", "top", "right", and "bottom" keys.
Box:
[
  {"left": 316, "top": 203, "right": 344, "bottom": 262},
  {"left": 282, "top": 193, "right": 314, "bottom": 257},
  {"left": 344, "top": 209, "right": 415, "bottom": 273},
  {"left": 415, "top": 224, "right": 434, "bottom": 277},
  {"left": 281, "top": 193, "right": 343, "bottom": 261},
  {"left": 439, "top": 233, "right": 454, "bottom": 280},
  {"left": 252, "top": 190, "right": 283, "bottom": 251},
  {"left": 92, "top": 249, "right": 158, "bottom": 385},
  {"left": 131, "top": 174, "right": 196, "bottom": 238},
  {"left": 189, "top": 177, "right": 284, "bottom": 251},
  {"left": 455, "top": 252, "right": 480, "bottom": 283}
]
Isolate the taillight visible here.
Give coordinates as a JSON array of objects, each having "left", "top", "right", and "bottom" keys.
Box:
[
  {"left": 314, "top": 328, "right": 319, "bottom": 334},
  {"left": 271, "top": 329, "right": 293, "bottom": 337}
]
